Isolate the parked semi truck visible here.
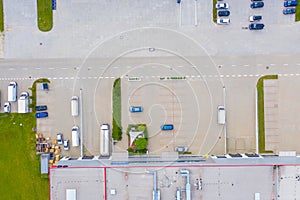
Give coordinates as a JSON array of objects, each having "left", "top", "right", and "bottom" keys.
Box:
[
  {"left": 100, "top": 124, "right": 110, "bottom": 157},
  {"left": 18, "top": 92, "right": 29, "bottom": 113}
]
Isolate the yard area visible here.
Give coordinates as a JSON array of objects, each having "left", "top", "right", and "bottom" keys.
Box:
[{"left": 0, "top": 113, "right": 48, "bottom": 199}]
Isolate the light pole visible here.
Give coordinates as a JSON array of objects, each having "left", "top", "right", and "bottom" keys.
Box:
[
  {"left": 80, "top": 88, "right": 83, "bottom": 157},
  {"left": 223, "top": 86, "right": 227, "bottom": 154}
]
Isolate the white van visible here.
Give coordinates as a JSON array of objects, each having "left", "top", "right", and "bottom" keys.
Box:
[
  {"left": 72, "top": 126, "right": 79, "bottom": 147},
  {"left": 71, "top": 96, "right": 79, "bottom": 116},
  {"left": 8, "top": 82, "right": 17, "bottom": 102},
  {"left": 217, "top": 105, "right": 226, "bottom": 125}
]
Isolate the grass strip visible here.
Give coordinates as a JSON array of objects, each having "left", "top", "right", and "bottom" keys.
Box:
[
  {"left": 37, "top": 0, "right": 53, "bottom": 32},
  {"left": 29, "top": 78, "right": 50, "bottom": 112},
  {"left": 256, "top": 75, "right": 278, "bottom": 153},
  {"left": 112, "top": 78, "right": 122, "bottom": 141},
  {"left": 0, "top": 0, "right": 3, "bottom": 32},
  {"left": 296, "top": 3, "right": 300, "bottom": 21},
  {"left": 213, "top": 0, "right": 217, "bottom": 23}
]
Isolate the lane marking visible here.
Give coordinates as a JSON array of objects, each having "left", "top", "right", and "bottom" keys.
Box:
[
  {"left": 35, "top": 67, "right": 41, "bottom": 70},
  {"left": 283, "top": 64, "right": 288, "bottom": 66},
  {"left": 231, "top": 64, "right": 236, "bottom": 67},
  {"left": 243, "top": 64, "right": 249, "bottom": 67},
  {"left": 48, "top": 67, "right": 55, "bottom": 70},
  {"left": 9, "top": 68, "right": 15, "bottom": 70}
]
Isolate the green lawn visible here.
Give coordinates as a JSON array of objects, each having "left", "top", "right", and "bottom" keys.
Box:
[
  {"left": 112, "top": 78, "right": 122, "bottom": 141},
  {"left": 296, "top": 3, "right": 300, "bottom": 21},
  {"left": 256, "top": 75, "right": 278, "bottom": 153},
  {"left": 0, "top": 113, "right": 48, "bottom": 200},
  {"left": 37, "top": 0, "right": 53, "bottom": 32},
  {"left": 0, "top": 0, "right": 4, "bottom": 32},
  {"left": 213, "top": 0, "right": 217, "bottom": 23}
]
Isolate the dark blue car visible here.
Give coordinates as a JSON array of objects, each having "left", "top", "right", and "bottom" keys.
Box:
[
  {"left": 161, "top": 124, "right": 174, "bottom": 131},
  {"left": 218, "top": 10, "right": 230, "bottom": 17},
  {"left": 251, "top": 2, "right": 264, "bottom": 8},
  {"left": 36, "top": 105, "right": 47, "bottom": 111},
  {"left": 283, "top": 8, "right": 296, "bottom": 14},
  {"left": 36, "top": 112, "right": 48, "bottom": 118},
  {"left": 284, "top": 1, "right": 298, "bottom": 7},
  {"left": 249, "top": 23, "right": 264, "bottom": 30}
]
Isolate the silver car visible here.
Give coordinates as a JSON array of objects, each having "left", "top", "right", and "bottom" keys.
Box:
[{"left": 175, "top": 146, "right": 188, "bottom": 152}]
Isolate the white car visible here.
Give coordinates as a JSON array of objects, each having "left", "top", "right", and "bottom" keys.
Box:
[
  {"left": 63, "top": 140, "right": 70, "bottom": 150},
  {"left": 217, "top": 18, "right": 230, "bottom": 25},
  {"left": 57, "top": 133, "right": 63, "bottom": 144},
  {"left": 4, "top": 102, "right": 11, "bottom": 113},
  {"left": 215, "top": 3, "right": 229, "bottom": 9}
]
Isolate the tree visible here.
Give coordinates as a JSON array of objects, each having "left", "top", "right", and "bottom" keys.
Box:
[{"left": 134, "top": 138, "right": 147, "bottom": 150}]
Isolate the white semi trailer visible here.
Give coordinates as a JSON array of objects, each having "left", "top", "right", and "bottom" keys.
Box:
[{"left": 100, "top": 124, "right": 110, "bottom": 157}]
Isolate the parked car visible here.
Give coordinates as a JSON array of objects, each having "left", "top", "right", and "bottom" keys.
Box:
[
  {"left": 215, "top": 3, "right": 229, "bottom": 9},
  {"left": 249, "top": 15, "right": 262, "bottom": 22},
  {"left": 35, "top": 112, "right": 48, "bottom": 118},
  {"left": 57, "top": 133, "right": 63, "bottom": 144},
  {"left": 175, "top": 146, "right": 188, "bottom": 153},
  {"left": 129, "top": 106, "right": 143, "bottom": 113},
  {"left": 217, "top": 18, "right": 230, "bottom": 25},
  {"left": 251, "top": 2, "right": 264, "bottom": 8},
  {"left": 284, "top": 1, "right": 298, "bottom": 7},
  {"left": 36, "top": 105, "right": 47, "bottom": 111},
  {"left": 161, "top": 124, "right": 174, "bottom": 131},
  {"left": 218, "top": 10, "right": 230, "bottom": 16},
  {"left": 249, "top": 23, "right": 264, "bottom": 30},
  {"left": 63, "top": 140, "right": 70, "bottom": 150},
  {"left": 283, "top": 8, "right": 296, "bottom": 14},
  {"left": 4, "top": 102, "right": 10, "bottom": 113}
]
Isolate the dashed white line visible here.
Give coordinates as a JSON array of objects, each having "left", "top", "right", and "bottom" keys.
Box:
[
  {"left": 270, "top": 64, "right": 275, "bottom": 66},
  {"left": 35, "top": 67, "right": 41, "bottom": 70},
  {"left": 9, "top": 68, "right": 15, "bottom": 70},
  {"left": 61, "top": 67, "right": 68, "bottom": 70},
  {"left": 243, "top": 64, "right": 249, "bottom": 67},
  {"left": 48, "top": 67, "right": 55, "bottom": 70},
  {"left": 297, "top": 63, "right": 300, "bottom": 66},
  {"left": 22, "top": 68, "right": 28, "bottom": 70},
  {"left": 283, "top": 64, "right": 288, "bottom": 66},
  {"left": 231, "top": 65, "right": 236, "bottom": 67}
]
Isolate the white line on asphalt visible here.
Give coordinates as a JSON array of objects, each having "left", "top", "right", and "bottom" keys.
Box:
[
  {"left": 88, "top": 77, "right": 92, "bottom": 79},
  {"left": 126, "top": 66, "right": 131, "bottom": 68},
  {"left": 257, "top": 64, "right": 262, "bottom": 66},
  {"left": 48, "top": 67, "right": 55, "bottom": 70},
  {"left": 111, "top": 77, "right": 115, "bottom": 79},
  {"left": 9, "top": 68, "right": 15, "bottom": 70},
  {"left": 297, "top": 64, "right": 300, "bottom": 66},
  {"left": 296, "top": 74, "right": 300, "bottom": 76},
  {"left": 93, "top": 77, "right": 98, "bottom": 79},
  {"left": 231, "top": 75, "right": 236, "bottom": 77},
  {"left": 270, "top": 64, "right": 275, "bottom": 66},
  {"left": 65, "top": 77, "right": 69, "bottom": 79},
  {"left": 231, "top": 65, "right": 236, "bottom": 67},
  {"left": 283, "top": 74, "right": 288, "bottom": 76},
  {"left": 243, "top": 74, "right": 248, "bottom": 77},
  {"left": 220, "top": 75, "right": 224, "bottom": 78},
  {"left": 237, "top": 75, "right": 242, "bottom": 77},
  {"left": 105, "top": 77, "right": 109, "bottom": 79},
  {"left": 290, "top": 74, "right": 294, "bottom": 76},
  {"left": 177, "top": 66, "right": 184, "bottom": 68},
  {"left": 243, "top": 64, "right": 249, "bottom": 67},
  {"left": 226, "top": 75, "right": 230, "bottom": 78},
  {"left": 197, "top": 75, "right": 201, "bottom": 78},
  {"left": 278, "top": 74, "right": 282, "bottom": 76},
  {"left": 113, "top": 66, "right": 118, "bottom": 69},
  {"left": 255, "top": 74, "right": 260, "bottom": 77},
  {"left": 283, "top": 64, "right": 288, "bottom": 66},
  {"left": 82, "top": 77, "right": 87, "bottom": 79},
  {"left": 61, "top": 67, "right": 68, "bottom": 70},
  {"left": 70, "top": 77, "right": 74, "bottom": 79},
  {"left": 59, "top": 77, "right": 63, "bottom": 79},
  {"left": 35, "top": 67, "right": 41, "bottom": 70},
  {"left": 208, "top": 75, "right": 212, "bottom": 78},
  {"left": 249, "top": 74, "right": 253, "bottom": 77},
  {"left": 214, "top": 75, "right": 218, "bottom": 78},
  {"left": 53, "top": 77, "right": 57, "bottom": 79},
  {"left": 22, "top": 68, "right": 28, "bottom": 70}
]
